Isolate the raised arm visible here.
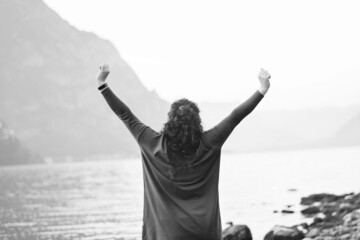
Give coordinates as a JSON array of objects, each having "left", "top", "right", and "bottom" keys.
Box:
[
  {"left": 205, "top": 68, "right": 271, "bottom": 148},
  {"left": 96, "top": 64, "right": 158, "bottom": 143}
]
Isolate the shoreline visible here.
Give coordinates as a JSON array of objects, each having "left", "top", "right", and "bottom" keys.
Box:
[{"left": 224, "top": 192, "right": 360, "bottom": 240}]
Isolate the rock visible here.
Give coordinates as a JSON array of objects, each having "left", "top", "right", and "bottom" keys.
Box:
[
  {"left": 343, "top": 194, "right": 355, "bottom": 204},
  {"left": 222, "top": 224, "right": 252, "bottom": 240},
  {"left": 264, "top": 225, "right": 305, "bottom": 240},
  {"left": 294, "top": 223, "right": 309, "bottom": 234},
  {"left": 322, "top": 215, "right": 342, "bottom": 226},
  {"left": 301, "top": 206, "right": 321, "bottom": 215},
  {"left": 339, "top": 203, "right": 353, "bottom": 214},
  {"left": 288, "top": 188, "right": 298, "bottom": 192},
  {"left": 314, "top": 213, "right": 326, "bottom": 221},
  {"left": 343, "top": 209, "right": 360, "bottom": 224},
  {"left": 313, "top": 237, "right": 336, "bottom": 240},
  {"left": 282, "top": 210, "right": 295, "bottom": 214},
  {"left": 284, "top": 193, "right": 360, "bottom": 240},
  {"left": 306, "top": 227, "right": 321, "bottom": 238},
  {"left": 300, "top": 194, "right": 346, "bottom": 206},
  {"left": 320, "top": 202, "right": 337, "bottom": 215},
  {"left": 311, "top": 216, "right": 324, "bottom": 226},
  {"left": 339, "top": 233, "right": 351, "bottom": 240}
]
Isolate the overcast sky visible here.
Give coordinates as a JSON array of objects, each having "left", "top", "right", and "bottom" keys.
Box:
[{"left": 44, "top": 0, "right": 360, "bottom": 110}]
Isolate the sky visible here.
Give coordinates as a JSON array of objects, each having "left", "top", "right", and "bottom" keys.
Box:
[{"left": 44, "top": 0, "right": 360, "bottom": 110}]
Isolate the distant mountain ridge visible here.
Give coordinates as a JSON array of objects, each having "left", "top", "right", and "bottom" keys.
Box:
[
  {"left": 200, "top": 101, "right": 360, "bottom": 153},
  {"left": 0, "top": 0, "right": 169, "bottom": 161}
]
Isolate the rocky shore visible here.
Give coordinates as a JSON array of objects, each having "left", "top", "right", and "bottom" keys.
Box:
[{"left": 223, "top": 192, "right": 360, "bottom": 240}]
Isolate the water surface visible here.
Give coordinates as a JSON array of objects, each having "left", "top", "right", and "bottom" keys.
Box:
[{"left": 1, "top": 147, "right": 359, "bottom": 240}]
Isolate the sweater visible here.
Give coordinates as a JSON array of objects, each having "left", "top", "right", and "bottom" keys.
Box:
[{"left": 101, "top": 87, "right": 264, "bottom": 240}]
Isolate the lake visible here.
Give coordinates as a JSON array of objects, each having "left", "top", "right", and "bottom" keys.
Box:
[{"left": 1, "top": 146, "right": 359, "bottom": 240}]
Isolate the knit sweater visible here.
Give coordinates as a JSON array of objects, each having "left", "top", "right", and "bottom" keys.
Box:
[{"left": 101, "top": 87, "right": 264, "bottom": 240}]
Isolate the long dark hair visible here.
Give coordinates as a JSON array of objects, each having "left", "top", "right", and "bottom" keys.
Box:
[{"left": 162, "top": 98, "right": 203, "bottom": 160}]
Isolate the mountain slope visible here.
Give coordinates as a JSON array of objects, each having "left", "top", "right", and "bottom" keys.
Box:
[
  {"left": 0, "top": 0, "right": 169, "bottom": 160},
  {"left": 0, "top": 120, "right": 41, "bottom": 165},
  {"left": 326, "top": 111, "right": 360, "bottom": 147}
]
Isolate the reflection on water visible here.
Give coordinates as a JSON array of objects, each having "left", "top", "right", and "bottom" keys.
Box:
[
  {"left": 0, "top": 160, "right": 143, "bottom": 240},
  {"left": 1, "top": 147, "right": 360, "bottom": 240}
]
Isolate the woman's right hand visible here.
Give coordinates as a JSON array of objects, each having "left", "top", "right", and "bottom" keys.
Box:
[
  {"left": 97, "top": 64, "right": 110, "bottom": 86},
  {"left": 258, "top": 68, "right": 271, "bottom": 95}
]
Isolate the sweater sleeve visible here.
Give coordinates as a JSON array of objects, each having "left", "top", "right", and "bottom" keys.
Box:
[
  {"left": 101, "top": 87, "right": 158, "bottom": 143},
  {"left": 204, "top": 90, "right": 264, "bottom": 148}
]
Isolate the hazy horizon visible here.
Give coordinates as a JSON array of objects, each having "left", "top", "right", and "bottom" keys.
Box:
[{"left": 44, "top": 0, "right": 360, "bottom": 110}]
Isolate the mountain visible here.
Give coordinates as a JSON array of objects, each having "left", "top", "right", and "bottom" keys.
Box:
[
  {"left": 0, "top": 0, "right": 169, "bottom": 161},
  {"left": 200, "top": 102, "right": 360, "bottom": 152},
  {"left": 0, "top": 120, "right": 41, "bottom": 165},
  {"left": 325, "top": 111, "right": 360, "bottom": 147}
]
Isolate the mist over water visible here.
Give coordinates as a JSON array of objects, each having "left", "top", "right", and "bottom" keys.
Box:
[{"left": 1, "top": 147, "right": 359, "bottom": 240}]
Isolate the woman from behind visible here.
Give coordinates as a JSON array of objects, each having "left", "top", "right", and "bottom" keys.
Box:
[{"left": 97, "top": 64, "right": 271, "bottom": 240}]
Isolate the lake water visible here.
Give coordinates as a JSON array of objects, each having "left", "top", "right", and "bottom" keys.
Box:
[{"left": 1, "top": 146, "right": 360, "bottom": 240}]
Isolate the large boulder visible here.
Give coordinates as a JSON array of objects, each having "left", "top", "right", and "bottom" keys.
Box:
[
  {"left": 222, "top": 223, "right": 252, "bottom": 240},
  {"left": 264, "top": 225, "right": 305, "bottom": 240}
]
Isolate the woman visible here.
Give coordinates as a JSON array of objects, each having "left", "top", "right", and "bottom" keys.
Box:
[{"left": 96, "top": 64, "right": 271, "bottom": 240}]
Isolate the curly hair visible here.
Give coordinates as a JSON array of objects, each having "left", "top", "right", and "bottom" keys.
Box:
[{"left": 162, "top": 98, "right": 203, "bottom": 160}]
